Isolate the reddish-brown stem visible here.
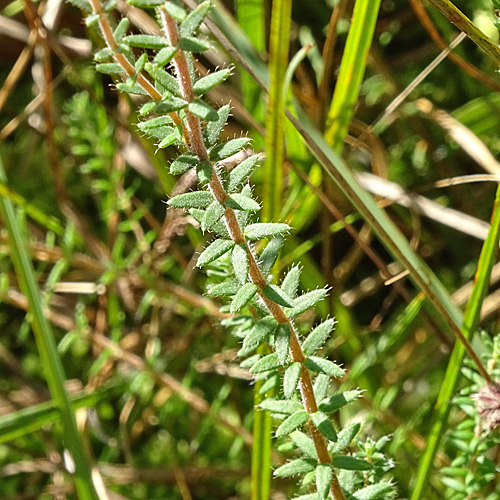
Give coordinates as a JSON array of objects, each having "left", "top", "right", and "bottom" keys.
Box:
[{"left": 158, "top": 7, "right": 345, "bottom": 500}]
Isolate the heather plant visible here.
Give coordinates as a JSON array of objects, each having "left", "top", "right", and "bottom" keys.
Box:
[
  {"left": 4, "top": 0, "right": 500, "bottom": 499},
  {"left": 65, "top": 0, "right": 397, "bottom": 498}
]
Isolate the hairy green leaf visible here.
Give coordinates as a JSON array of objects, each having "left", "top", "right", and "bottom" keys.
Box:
[
  {"left": 202, "top": 200, "right": 225, "bottom": 232},
  {"left": 164, "top": 1, "right": 186, "bottom": 20},
  {"left": 352, "top": 483, "right": 395, "bottom": 500},
  {"left": 260, "top": 236, "right": 284, "bottom": 275},
  {"left": 283, "top": 362, "right": 301, "bottom": 399},
  {"left": 294, "top": 495, "right": 319, "bottom": 500},
  {"left": 94, "top": 47, "right": 113, "bottom": 62},
  {"left": 138, "top": 116, "right": 175, "bottom": 140},
  {"left": 169, "top": 153, "right": 199, "bottom": 175},
  {"left": 180, "top": 1, "right": 211, "bottom": 37},
  {"left": 86, "top": 11, "right": 104, "bottom": 25},
  {"left": 316, "top": 463, "right": 332, "bottom": 500},
  {"left": 250, "top": 352, "right": 281, "bottom": 373},
  {"left": 245, "top": 223, "right": 290, "bottom": 241},
  {"left": 157, "top": 125, "right": 183, "bottom": 148},
  {"left": 302, "top": 319, "right": 336, "bottom": 356},
  {"left": 225, "top": 193, "right": 260, "bottom": 211},
  {"left": 275, "top": 410, "right": 309, "bottom": 437},
  {"left": 153, "top": 46, "right": 178, "bottom": 67},
  {"left": 68, "top": 0, "right": 92, "bottom": 11},
  {"left": 134, "top": 52, "right": 148, "bottom": 73},
  {"left": 168, "top": 191, "right": 212, "bottom": 209},
  {"left": 128, "top": 0, "right": 165, "bottom": 6},
  {"left": 329, "top": 422, "right": 361, "bottom": 454},
  {"left": 274, "top": 458, "right": 316, "bottom": 477},
  {"left": 311, "top": 411, "right": 337, "bottom": 442},
  {"left": 155, "top": 96, "right": 188, "bottom": 114},
  {"left": 239, "top": 317, "right": 277, "bottom": 356},
  {"left": 262, "top": 283, "right": 293, "bottom": 307},
  {"left": 230, "top": 283, "right": 258, "bottom": 314},
  {"left": 102, "top": 0, "right": 118, "bottom": 9},
  {"left": 274, "top": 323, "right": 290, "bottom": 364},
  {"left": 319, "top": 390, "right": 361, "bottom": 414},
  {"left": 231, "top": 243, "right": 248, "bottom": 283},
  {"left": 139, "top": 101, "right": 157, "bottom": 116},
  {"left": 239, "top": 353, "right": 260, "bottom": 369},
  {"left": 116, "top": 82, "right": 149, "bottom": 96},
  {"left": 227, "top": 155, "right": 259, "bottom": 193},
  {"left": 188, "top": 99, "right": 219, "bottom": 121},
  {"left": 113, "top": 18, "right": 129, "bottom": 43},
  {"left": 196, "top": 160, "right": 212, "bottom": 184},
  {"left": 281, "top": 265, "right": 301, "bottom": 299},
  {"left": 304, "top": 356, "right": 345, "bottom": 377},
  {"left": 204, "top": 105, "right": 231, "bottom": 147},
  {"left": 290, "top": 289, "right": 328, "bottom": 317},
  {"left": 259, "top": 399, "right": 303, "bottom": 414},
  {"left": 145, "top": 63, "right": 182, "bottom": 97},
  {"left": 331, "top": 456, "right": 372, "bottom": 471},
  {"left": 207, "top": 279, "right": 240, "bottom": 297},
  {"left": 290, "top": 430, "right": 317, "bottom": 458},
  {"left": 313, "top": 374, "right": 330, "bottom": 402},
  {"left": 177, "top": 36, "right": 210, "bottom": 52},
  {"left": 193, "top": 69, "right": 232, "bottom": 96},
  {"left": 210, "top": 138, "right": 252, "bottom": 162},
  {"left": 197, "top": 239, "right": 235, "bottom": 267},
  {"left": 96, "top": 63, "right": 124, "bottom": 74},
  {"left": 258, "top": 372, "right": 279, "bottom": 394},
  {"left": 123, "top": 34, "right": 169, "bottom": 49}
]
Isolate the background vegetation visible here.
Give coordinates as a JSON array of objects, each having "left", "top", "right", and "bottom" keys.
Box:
[{"left": 0, "top": 0, "right": 500, "bottom": 498}]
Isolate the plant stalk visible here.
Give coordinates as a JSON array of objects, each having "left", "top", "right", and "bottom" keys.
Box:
[{"left": 159, "top": 8, "right": 345, "bottom": 499}]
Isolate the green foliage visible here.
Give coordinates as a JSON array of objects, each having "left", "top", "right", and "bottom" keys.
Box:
[
  {"left": 14, "top": 0, "right": 500, "bottom": 497},
  {"left": 73, "top": 3, "right": 386, "bottom": 497}
]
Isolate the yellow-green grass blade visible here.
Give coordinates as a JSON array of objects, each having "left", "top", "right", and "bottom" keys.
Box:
[
  {"left": 0, "top": 390, "right": 108, "bottom": 445},
  {"left": 0, "top": 181, "right": 64, "bottom": 235},
  {"left": 235, "top": 0, "right": 265, "bottom": 120},
  {"left": 211, "top": 1, "right": 268, "bottom": 87},
  {"left": 410, "top": 182, "right": 500, "bottom": 500},
  {"left": 426, "top": 0, "right": 500, "bottom": 67},
  {"left": 262, "top": 0, "right": 292, "bottom": 223},
  {"left": 233, "top": 3, "right": 272, "bottom": 497},
  {"left": 325, "top": 0, "right": 382, "bottom": 152},
  {"left": 250, "top": 344, "right": 273, "bottom": 500},
  {"left": 0, "top": 157, "right": 98, "bottom": 500}
]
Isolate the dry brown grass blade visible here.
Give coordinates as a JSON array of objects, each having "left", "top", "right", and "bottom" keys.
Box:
[
  {"left": 417, "top": 97, "right": 500, "bottom": 176},
  {"left": 356, "top": 172, "right": 490, "bottom": 240},
  {"left": 408, "top": 0, "right": 500, "bottom": 92}
]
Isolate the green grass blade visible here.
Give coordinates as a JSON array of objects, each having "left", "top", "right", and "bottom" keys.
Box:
[
  {"left": 410, "top": 181, "right": 500, "bottom": 500},
  {"left": 0, "top": 181, "right": 64, "bottom": 235},
  {"left": 262, "top": 0, "right": 292, "bottom": 222},
  {"left": 0, "top": 390, "right": 108, "bottom": 445},
  {"left": 324, "top": 0, "right": 382, "bottom": 151},
  {"left": 426, "top": 0, "right": 500, "bottom": 66},
  {"left": 234, "top": 3, "right": 273, "bottom": 497},
  {"left": 0, "top": 157, "right": 98, "bottom": 500},
  {"left": 250, "top": 347, "right": 273, "bottom": 500}
]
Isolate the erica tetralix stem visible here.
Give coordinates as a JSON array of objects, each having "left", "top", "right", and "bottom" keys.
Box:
[{"left": 158, "top": 8, "right": 345, "bottom": 500}]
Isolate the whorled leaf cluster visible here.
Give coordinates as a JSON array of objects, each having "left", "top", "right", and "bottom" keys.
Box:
[{"left": 68, "top": 0, "right": 396, "bottom": 497}]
